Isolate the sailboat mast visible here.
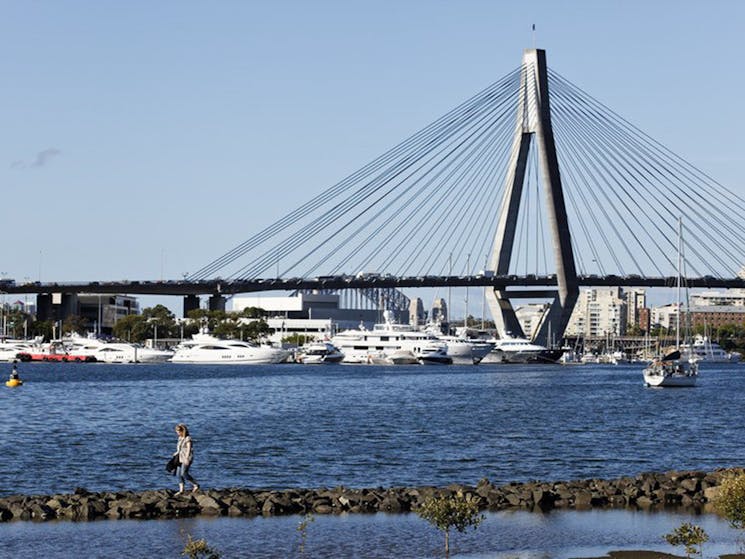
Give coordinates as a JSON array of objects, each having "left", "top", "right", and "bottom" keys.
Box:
[{"left": 676, "top": 217, "right": 682, "bottom": 349}]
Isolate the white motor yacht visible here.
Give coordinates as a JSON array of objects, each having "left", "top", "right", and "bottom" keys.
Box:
[
  {"left": 425, "top": 329, "right": 494, "bottom": 364},
  {"left": 332, "top": 311, "right": 445, "bottom": 364},
  {"left": 61, "top": 334, "right": 136, "bottom": 363},
  {"left": 0, "top": 340, "right": 39, "bottom": 362},
  {"left": 131, "top": 344, "right": 174, "bottom": 363},
  {"left": 386, "top": 349, "right": 419, "bottom": 365},
  {"left": 171, "top": 332, "right": 290, "bottom": 364},
  {"left": 680, "top": 335, "right": 740, "bottom": 363},
  {"left": 417, "top": 342, "right": 453, "bottom": 365},
  {"left": 61, "top": 333, "right": 172, "bottom": 363},
  {"left": 481, "top": 335, "right": 547, "bottom": 364},
  {"left": 296, "top": 341, "right": 344, "bottom": 364}
]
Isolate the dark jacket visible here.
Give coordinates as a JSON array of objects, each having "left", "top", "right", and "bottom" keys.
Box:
[{"left": 165, "top": 454, "right": 180, "bottom": 475}]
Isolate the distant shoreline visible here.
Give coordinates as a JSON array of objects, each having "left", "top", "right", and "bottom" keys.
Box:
[{"left": 0, "top": 467, "right": 739, "bottom": 523}]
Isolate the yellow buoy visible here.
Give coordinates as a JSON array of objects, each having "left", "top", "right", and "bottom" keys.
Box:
[{"left": 5, "top": 379, "right": 23, "bottom": 388}]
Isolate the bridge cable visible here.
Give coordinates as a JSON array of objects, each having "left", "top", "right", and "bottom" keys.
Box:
[
  {"left": 232, "top": 72, "right": 522, "bottom": 280},
  {"left": 191, "top": 67, "right": 522, "bottom": 281}
]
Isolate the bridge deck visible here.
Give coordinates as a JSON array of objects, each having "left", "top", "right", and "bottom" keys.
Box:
[{"left": 2, "top": 275, "right": 743, "bottom": 296}]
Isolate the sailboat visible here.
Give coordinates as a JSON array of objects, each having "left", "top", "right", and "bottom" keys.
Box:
[{"left": 643, "top": 218, "right": 698, "bottom": 388}]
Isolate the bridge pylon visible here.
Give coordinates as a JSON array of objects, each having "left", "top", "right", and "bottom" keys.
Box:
[{"left": 486, "top": 49, "right": 578, "bottom": 346}]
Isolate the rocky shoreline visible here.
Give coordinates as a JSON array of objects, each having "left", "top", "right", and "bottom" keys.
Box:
[{"left": 0, "top": 468, "right": 739, "bottom": 523}]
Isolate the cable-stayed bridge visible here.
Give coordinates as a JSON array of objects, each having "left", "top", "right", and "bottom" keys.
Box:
[{"left": 6, "top": 49, "right": 745, "bottom": 343}]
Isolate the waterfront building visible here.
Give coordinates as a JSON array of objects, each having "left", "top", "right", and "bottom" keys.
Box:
[
  {"left": 652, "top": 287, "right": 745, "bottom": 331},
  {"left": 651, "top": 304, "right": 679, "bottom": 330},
  {"left": 690, "top": 306, "right": 745, "bottom": 329},
  {"left": 515, "top": 303, "right": 550, "bottom": 340},
  {"left": 625, "top": 289, "right": 646, "bottom": 330},
  {"left": 565, "top": 287, "right": 628, "bottom": 337},
  {"left": 33, "top": 293, "right": 138, "bottom": 336},
  {"left": 77, "top": 295, "right": 139, "bottom": 335},
  {"left": 637, "top": 307, "right": 651, "bottom": 332},
  {"left": 231, "top": 292, "right": 379, "bottom": 329},
  {"left": 690, "top": 288, "right": 745, "bottom": 307},
  {"left": 263, "top": 317, "right": 337, "bottom": 345},
  {"left": 652, "top": 302, "right": 745, "bottom": 331}
]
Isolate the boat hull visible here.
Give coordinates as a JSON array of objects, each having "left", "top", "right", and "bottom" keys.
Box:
[
  {"left": 419, "top": 356, "right": 453, "bottom": 365},
  {"left": 299, "top": 353, "right": 344, "bottom": 364},
  {"left": 643, "top": 371, "right": 697, "bottom": 387},
  {"left": 171, "top": 353, "right": 289, "bottom": 364}
]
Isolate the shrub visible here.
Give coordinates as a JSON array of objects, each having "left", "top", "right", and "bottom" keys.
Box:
[
  {"left": 417, "top": 492, "right": 484, "bottom": 556},
  {"left": 182, "top": 534, "right": 222, "bottom": 559},
  {"left": 664, "top": 522, "right": 708, "bottom": 558},
  {"left": 714, "top": 472, "right": 745, "bottom": 529}
]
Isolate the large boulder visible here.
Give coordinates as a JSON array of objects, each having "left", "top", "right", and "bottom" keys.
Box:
[{"left": 195, "top": 493, "right": 225, "bottom": 515}]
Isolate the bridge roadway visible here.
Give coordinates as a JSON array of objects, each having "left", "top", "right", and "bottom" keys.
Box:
[{"left": 3, "top": 274, "right": 745, "bottom": 296}]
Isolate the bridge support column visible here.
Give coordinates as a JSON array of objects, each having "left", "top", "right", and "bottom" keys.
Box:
[
  {"left": 183, "top": 295, "right": 200, "bottom": 317},
  {"left": 60, "top": 293, "right": 79, "bottom": 322},
  {"left": 36, "top": 294, "right": 54, "bottom": 322},
  {"left": 486, "top": 48, "right": 579, "bottom": 346},
  {"left": 208, "top": 295, "right": 226, "bottom": 312}
]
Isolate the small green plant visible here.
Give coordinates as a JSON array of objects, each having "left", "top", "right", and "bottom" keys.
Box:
[
  {"left": 417, "top": 492, "right": 484, "bottom": 556},
  {"left": 182, "top": 533, "right": 222, "bottom": 559},
  {"left": 296, "top": 513, "right": 315, "bottom": 556},
  {"left": 664, "top": 522, "right": 708, "bottom": 558},
  {"left": 714, "top": 472, "right": 745, "bottom": 529}
]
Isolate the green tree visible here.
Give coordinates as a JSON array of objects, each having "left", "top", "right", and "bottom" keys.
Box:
[
  {"left": 142, "top": 304, "right": 177, "bottom": 339},
  {"left": 3, "top": 309, "right": 31, "bottom": 338},
  {"left": 282, "top": 333, "right": 311, "bottom": 347},
  {"left": 31, "top": 320, "right": 54, "bottom": 340},
  {"left": 664, "top": 522, "right": 708, "bottom": 558},
  {"left": 714, "top": 472, "right": 745, "bottom": 529},
  {"left": 187, "top": 309, "right": 214, "bottom": 332},
  {"left": 241, "top": 306, "right": 266, "bottom": 319},
  {"left": 62, "top": 314, "right": 88, "bottom": 335},
  {"left": 112, "top": 314, "right": 148, "bottom": 343},
  {"left": 417, "top": 492, "right": 484, "bottom": 556},
  {"left": 212, "top": 314, "right": 242, "bottom": 339},
  {"left": 245, "top": 318, "right": 270, "bottom": 341},
  {"left": 626, "top": 324, "right": 643, "bottom": 336},
  {"left": 187, "top": 308, "right": 210, "bottom": 323}
]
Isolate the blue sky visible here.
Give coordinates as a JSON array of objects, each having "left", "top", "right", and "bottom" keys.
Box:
[{"left": 2, "top": 1, "right": 743, "bottom": 315}]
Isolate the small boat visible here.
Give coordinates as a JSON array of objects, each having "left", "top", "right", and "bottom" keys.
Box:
[
  {"left": 643, "top": 349, "right": 698, "bottom": 387},
  {"left": 481, "top": 335, "right": 547, "bottom": 364},
  {"left": 437, "top": 336, "right": 493, "bottom": 364},
  {"left": 5, "top": 378, "right": 23, "bottom": 388},
  {"left": 416, "top": 343, "right": 452, "bottom": 365},
  {"left": 296, "top": 342, "right": 345, "bottom": 364},
  {"left": 366, "top": 351, "right": 390, "bottom": 365},
  {"left": 0, "top": 341, "right": 39, "bottom": 362},
  {"left": 387, "top": 349, "right": 419, "bottom": 365},
  {"left": 643, "top": 217, "right": 697, "bottom": 388}
]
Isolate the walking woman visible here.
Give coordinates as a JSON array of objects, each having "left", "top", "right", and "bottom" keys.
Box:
[{"left": 173, "top": 423, "right": 199, "bottom": 495}]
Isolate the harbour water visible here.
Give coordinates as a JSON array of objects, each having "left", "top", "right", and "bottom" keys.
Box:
[{"left": 1, "top": 361, "right": 744, "bottom": 556}]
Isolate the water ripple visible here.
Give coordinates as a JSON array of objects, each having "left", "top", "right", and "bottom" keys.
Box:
[{"left": 1, "top": 361, "right": 744, "bottom": 497}]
